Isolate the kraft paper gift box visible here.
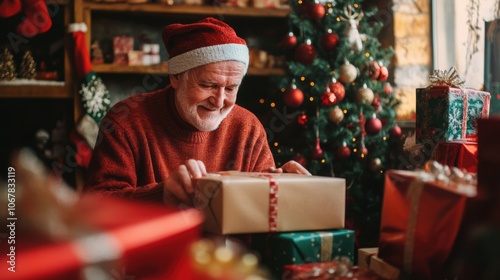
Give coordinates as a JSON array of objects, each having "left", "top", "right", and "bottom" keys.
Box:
[
  {"left": 357, "top": 247, "right": 378, "bottom": 269},
  {"left": 369, "top": 255, "right": 401, "bottom": 280},
  {"left": 430, "top": 140, "right": 478, "bottom": 172},
  {"left": 358, "top": 248, "right": 400, "bottom": 280},
  {"left": 378, "top": 165, "right": 477, "bottom": 280},
  {"left": 194, "top": 172, "right": 345, "bottom": 234},
  {"left": 0, "top": 195, "right": 203, "bottom": 280},
  {"left": 251, "top": 229, "right": 355, "bottom": 279},
  {"left": 416, "top": 86, "right": 490, "bottom": 143}
]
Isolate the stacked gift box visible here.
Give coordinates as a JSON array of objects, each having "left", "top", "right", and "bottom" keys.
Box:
[
  {"left": 415, "top": 67, "right": 490, "bottom": 172},
  {"left": 376, "top": 163, "right": 477, "bottom": 279},
  {"left": 193, "top": 171, "right": 367, "bottom": 279},
  {"left": 364, "top": 115, "right": 500, "bottom": 279},
  {"left": 357, "top": 68, "right": 499, "bottom": 279}
]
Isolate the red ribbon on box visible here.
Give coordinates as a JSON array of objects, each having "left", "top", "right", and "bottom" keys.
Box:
[
  {"left": 248, "top": 173, "right": 279, "bottom": 232},
  {"left": 264, "top": 174, "right": 279, "bottom": 232},
  {"left": 213, "top": 172, "right": 280, "bottom": 232}
]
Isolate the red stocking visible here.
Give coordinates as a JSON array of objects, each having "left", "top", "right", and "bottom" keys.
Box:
[
  {"left": 16, "top": 0, "right": 52, "bottom": 37},
  {"left": 0, "top": 0, "right": 21, "bottom": 18},
  {"left": 68, "top": 23, "right": 111, "bottom": 167}
]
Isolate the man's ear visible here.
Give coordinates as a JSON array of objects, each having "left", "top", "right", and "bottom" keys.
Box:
[{"left": 170, "top": 74, "right": 179, "bottom": 89}]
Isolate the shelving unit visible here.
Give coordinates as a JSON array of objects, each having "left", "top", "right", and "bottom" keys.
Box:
[
  {"left": 0, "top": 3, "right": 73, "bottom": 99},
  {"left": 75, "top": 1, "right": 289, "bottom": 77},
  {"left": 92, "top": 63, "right": 285, "bottom": 76}
]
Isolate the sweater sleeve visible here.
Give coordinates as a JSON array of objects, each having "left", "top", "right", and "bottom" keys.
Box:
[{"left": 84, "top": 116, "right": 163, "bottom": 204}]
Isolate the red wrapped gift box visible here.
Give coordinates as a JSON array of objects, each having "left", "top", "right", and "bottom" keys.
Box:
[
  {"left": 431, "top": 140, "right": 478, "bottom": 172},
  {"left": 378, "top": 169, "right": 476, "bottom": 279},
  {"left": 283, "top": 262, "right": 381, "bottom": 280},
  {"left": 0, "top": 195, "right": 203, "bottom": 280}
]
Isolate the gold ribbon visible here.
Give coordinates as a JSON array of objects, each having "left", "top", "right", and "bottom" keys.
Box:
[
  {"left": 403, "top": 161, "right": 476, "bottom": 275},
  {"left": 317, "top": 231, "right": 334, "bottom": 262},
  {"left": 428, "top": 67, "right": 465, "bottom": 88}
]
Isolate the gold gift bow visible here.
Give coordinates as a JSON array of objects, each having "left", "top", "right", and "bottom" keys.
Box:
[
  {"left": 428, "top": 67, "right": 465, "bottom": 88},
  {"left": 403, "top": 161, "right": 476, "bottom": 275}
]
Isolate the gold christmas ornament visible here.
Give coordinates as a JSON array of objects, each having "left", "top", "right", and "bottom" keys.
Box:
[
  {"left": 329, "top": 106, "right": 344, "bottom": 124},
  {"left": 338, "top": 61, "right": 357, "bottom": 83},
  {"left": 355, "top": 84, "right": 374, "bottom": 104},
  {"left": 370, "top": 157, "right": 382, "bottom": 171}
]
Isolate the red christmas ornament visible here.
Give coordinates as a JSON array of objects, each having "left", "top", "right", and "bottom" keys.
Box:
[
  {"left": 284, "top": 86, "right": 304, "bottom": 108},
  {"left": 293, "top": 153, "right": 308, "bottom": 167},
  {"left": 365, "top": 116, "right": 383, "bottom": 135},
  {"left": 308, "top": 2, "right": 325, "bottom": 19},
  {"left": 360, "top": 146, "right": 369, "bottom": 157},
  {"left": 369, "top": 60, "right": 381, "bottom": 79},
  {"left": 297, "top": 113, "right": 308, "bottom": 126},
  {"left": 384, "top": 82, "right": 393, "bottom": 95},
  {"left": 281, "top": 32, "right": 297, "bottom": 49},
  {"left": 311, "top": 138, "right": 323, "bottom": 159},
  {"left": 378, "top": 65, "right": 389, "bottom": 81},
  {"left": 321, "top": 88, "right": 337, "bottom": 107},
  {"left": 389, "top": 125, "right": 402, "bottom": 139},
  {"left": 336, "top": 144, "right": 351, "bottom": 159},
  {"left": 328, "top": 80, "right": 345, "bottom": 102},
  {"left": 321, "top": 29, "right": 339, "bottom": 51},
  {"left": 294, "top": 40, "right": 317, "bottom": 65},
  {"left": 372, "top": 94, "right": 381, "bottom": 108}
]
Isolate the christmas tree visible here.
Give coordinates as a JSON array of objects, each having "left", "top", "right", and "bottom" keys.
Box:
[
  {"left": 270, "top": 0, "right": 401, "bottom": 248},
  {"left": 19, "top": 50, "right": 37, "bottom": 80},
  {"left": 0, "top": 47, "right": 17, "bottom": 81}
]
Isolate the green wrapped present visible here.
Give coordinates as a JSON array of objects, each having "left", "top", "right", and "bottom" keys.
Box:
[
  {"left": 416, "top": 68, "right": 490, "bottom": 143},
  {"left": 250, "top": 229, "right": 354, "bottom": 279}
]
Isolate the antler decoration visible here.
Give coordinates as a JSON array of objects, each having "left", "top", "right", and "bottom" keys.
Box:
[
  {"left": 340, "top": 5, "right": 364, "bottom": 22},
  {"left": 428, "top": 67, "right": 465, "bottom": 88},
  {"left": 339, "top": 5, "right": 364, "bottom": 52}
]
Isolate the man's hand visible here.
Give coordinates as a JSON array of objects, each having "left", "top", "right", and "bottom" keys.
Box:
[
  {"left": 163, "top": 159, "right": 207, "bottom": 207},
  {"left": 266, "top": 160, "right": 311, "bottom": 175}
]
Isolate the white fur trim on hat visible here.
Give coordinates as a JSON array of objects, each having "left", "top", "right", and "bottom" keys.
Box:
[
  {"left": 67, "top": 23, "right": 88, "bottom": 33},
  {"left": 167, "top": 43, "right": 249, "bottom": 74}
]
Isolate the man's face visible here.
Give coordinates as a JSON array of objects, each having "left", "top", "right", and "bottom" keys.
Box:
[{"left": 171, "top": 61, "right": 245, "bottom": 131}]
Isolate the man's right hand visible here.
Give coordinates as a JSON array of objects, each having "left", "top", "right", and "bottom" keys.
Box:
[{"left": 163, "top": 159, "right": 207, "bottom": 207}]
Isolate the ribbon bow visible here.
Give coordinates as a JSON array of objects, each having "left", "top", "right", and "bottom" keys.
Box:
[
  {"left": 428, "top": 67, "right": 466, "bottom": 88},
  {"left": 421, "top": 160, "right": 476, "bottom": 188}
]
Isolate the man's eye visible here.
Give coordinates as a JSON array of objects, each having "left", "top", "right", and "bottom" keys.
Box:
[{"left": 226, "top": 87, "right": 238, "bottom": 93}]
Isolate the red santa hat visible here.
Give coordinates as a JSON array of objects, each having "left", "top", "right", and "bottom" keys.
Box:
[{"left": 162, "top": 17, "right": 249, "bottom": 74}]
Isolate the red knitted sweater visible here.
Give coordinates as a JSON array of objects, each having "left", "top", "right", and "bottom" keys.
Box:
[{"left": 84, "top": 86, "right": 276, "bottom": 203}]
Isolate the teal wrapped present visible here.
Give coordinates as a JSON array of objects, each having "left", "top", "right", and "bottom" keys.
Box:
[
  {"left": 416, "top": 86, "right": 490, "bottom": 142},
  {"left": 250, "top": 229, "right": 354, "bottom": 279}
]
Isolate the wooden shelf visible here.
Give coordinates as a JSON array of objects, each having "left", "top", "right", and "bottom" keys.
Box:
[
  {"left": 82, "top": 2, "right": 290, "bottom": 18},
  {"left": 0, "top": 83, "right": 71, "bottom": 99},
  {"left": 92, "top": 63, "right": 286, "bottom": 76},
  {"left": 93, "top": 63, "right": 169, "bottom": 74}
]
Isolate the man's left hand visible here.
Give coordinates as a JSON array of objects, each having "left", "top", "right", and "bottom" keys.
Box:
[{"left": 266, "top": 160, "right": 311, "bottom": 175}]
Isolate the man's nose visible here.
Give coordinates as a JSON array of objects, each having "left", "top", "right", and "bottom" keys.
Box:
[{"left": 210, "top": 88, "right": 225, "bottom": 108}]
